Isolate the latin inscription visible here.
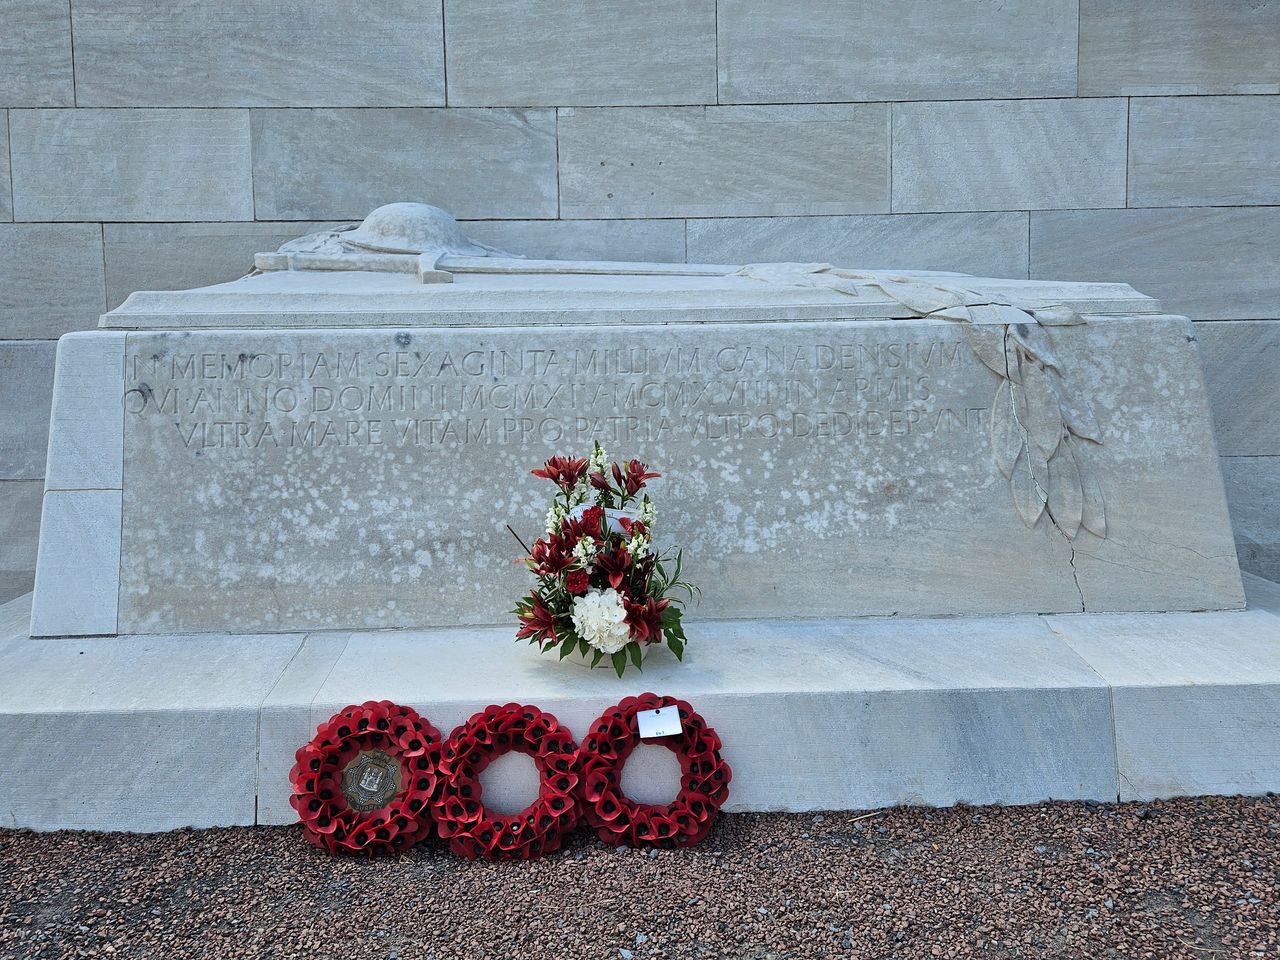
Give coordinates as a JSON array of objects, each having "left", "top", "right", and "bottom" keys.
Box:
[{"left": 125, "top": 338, "right": 985, "bottom": 450}]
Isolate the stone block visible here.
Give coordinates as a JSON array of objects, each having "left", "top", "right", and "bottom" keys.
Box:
[
  {"left": 1195, "top": 321, "right": 1280, "bottom": 457},
  {"left": 461, "top": 219, "right": 686, "bottom": 264},
  {"left": 686, "top": 213, "right": 1029, "bottom": 278},
  {"left": 71, "top": 0, "right": 444, "bottom": 107},
  {"left": 10, "top": 109, "right": 253, "bottom": 221},
  {"left": 1079, "top": 0, "right": 1280, "bottom": 95},
  {"left": 251, "top": 109, "right": 557, "bottom": 221},
  {"left": 44, "top": 332, "right": 126, "bottom": 491},
  {"left": 305, "top": 616, "right": 1117, "bottom": 812},
  {"left": 0, "top": 341, "right": 55, "bottom": 479},
  {"left": 1128, "top": 96, "right": 1280, "bottom": 208},
  {"left": 257, "top": 632, "right": 351, "bottom": 825},
  {"left": 559, "top": 105, "right": 890, "bottom": 218},
  {"left": 444, "top": 0, "right": 715, "bottom": 106},
  {"left": 1223, "top": 457, "right": 1280, "bottom": 584},
  {"left": 0, "top": 1, "right": 74, "bottom": 107},
  {"left": 104, "top": 222, "right": 345, "bottom": 310},
  {"left": 0, "top": 223, "right": 105, "bottom": 339},
  {"left": 98, "top": 303, "right": 1240, "bottom": 635},
  {"left": 30, "top": 489, "right": 122, "bottom": 637},
  {"left": 716, "top": 0, "right": 1077, "bottom": 104},
  {"left": 892, "top": 99, "right": 1128, "bottom": 213},
  {"left": 1031, "top": 207, "right": 1280, "bottom": 321},
  {"left": 0, "top": 114, "right": 9, "bottom": 221},
  {"left": 0, "top": 629, "right": 305, "bottom": 830},
  {"left": 1047, "top": 607, "right": 1280, "bottom": 800},
  {"left": 0, "top": 481, "right": 42, "bottom": 602}
]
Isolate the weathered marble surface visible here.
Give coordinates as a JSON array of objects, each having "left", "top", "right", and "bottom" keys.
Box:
[
  {"left": 1048, "top": 596, "right": 1280, "bottom": 800},
  {"left": 686, "top": 213, "right": 1029, "bottom": 278},
  {"left": 0, "top": 118, "right": 9, "bottom": 221},
  {"left": 1031, "top": 207, "right": 1280, "bottom": 321},
  {"left": 1195, "top": 321, "right": 1280, "bottom": 458},
  {"left": 1079, "top": 0, "right": 1280, "bottom": 96},
  {"left": 10, "top": 109, "right": 253, "bottom": 221},
  {"left": 0, "top": 0, "right": 74, "bottom": 107},
  {"left": 6, "top": 579, "right": 1280, "bottom": 830},
  {"left": 104, "top": 222, "right": 342, "bottom": 310},
  {"left": 71, "top": 0, "right": 444, "bottom": 107},
  {"left": 44, "top": 332, "right": 125, "bottom": 491},
  {"left": 1223, "top": 457, "right": 1280, "bottom": 585},
  {"left": 444, "top": 0, "right": 715, "bottom": 106},
  {"left": 0, "top": 481, "right": 42, "bottom": 602},
  {"left": 30, "top": 490, "right": 121, "bottom": 637},
  {"left": 93, "top": 302, "right": 1238, "bottom": 635},
  {"left": 0, "top": 341, "right": 55, "bottom": 479},
  {"left": 0, "top": 223, "right": 105, "bottom": 339},
  {"left": 892, "top": 99, "right": 1127, "bottom": 213},
  {"left": 250, "top": 109, "right": 558, "bottom": 220},
  {"left": 1128, "top": 97, "right": 1280, "bottom": 208},
  {"left": 0, "top": 612, "right": 306, "bottom": 831},
  {"left": 716, "top": 0, "right": 1077, "bottom": 104},
  {"left": 558, "top": 105, "right": 890, "bottom": 218}
]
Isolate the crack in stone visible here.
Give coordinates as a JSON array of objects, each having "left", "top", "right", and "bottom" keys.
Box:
[{"left": 1001, "top": 326, "right": 1086, "bottom": 613}]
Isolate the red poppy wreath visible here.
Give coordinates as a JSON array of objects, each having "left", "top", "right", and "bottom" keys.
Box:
[
  {"left": 431, "top": 703, "right": 581, "bottom": 861},
  {"left": 289, "top": 700, "right": 442, "bottom": 855},
  {"left": 578, "top": 693, "right": 731, "bottom": 848}
]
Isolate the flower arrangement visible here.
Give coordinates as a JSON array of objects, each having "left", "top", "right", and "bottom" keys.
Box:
[{"left": 514, "top": 443, "right": 696, "bottom": 677}]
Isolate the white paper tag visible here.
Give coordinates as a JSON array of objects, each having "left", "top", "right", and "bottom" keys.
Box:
[{"left": 636, "top": 706, "right": 683, "bottom": 740}]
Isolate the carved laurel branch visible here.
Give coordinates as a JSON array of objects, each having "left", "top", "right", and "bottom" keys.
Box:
[{"left": 734, "top": 264, "right": 1107, "bottom": 539}]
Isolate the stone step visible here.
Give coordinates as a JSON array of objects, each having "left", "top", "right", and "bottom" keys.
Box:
[{"left": 2, "top": 574, "right": 1279, "bottom": 833}]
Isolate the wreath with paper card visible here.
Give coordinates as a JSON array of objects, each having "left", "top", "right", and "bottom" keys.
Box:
[
  {"left": 288, "top": 700, "right": 442, "bottom": 855},
  {"left": 578, "top": 693, "right": 731, "bottom": 848},
  {"left": 431, "top": 702, "right": 581, "bottom": 861}
]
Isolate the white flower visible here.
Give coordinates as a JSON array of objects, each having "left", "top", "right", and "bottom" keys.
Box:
[
  {"left": 639, "top": 497, "right": 656, "bottom": 527},
  {"left": 545, "top": 501, "right": 566, "bottom": 534},
  {"left": 589, "top": 442, "right": 609, "bottom": 474},
  {"left": 571, "top": 588, "right": 632, "bottom": 654},
  {"left": 571, "top": 537, "right": 599, "bottom": 564},
  {"left": 626, "top": 534, "right": 650, "bottom": 559}
]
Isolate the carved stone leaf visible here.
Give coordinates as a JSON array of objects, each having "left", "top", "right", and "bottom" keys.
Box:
[
  {"left": 1021, "top": 361, "right": 1063, "bottom": 457},
  {"left": 1010, "top": 322, "right": 1063, "bottom": 373},
  {"left": 874, "top": 280, "right": 965, "bottom": 314},
  {"left": 1010, "top": 447, "right": 1047, "bottom": 528},
  {"left": 1004, "top": 335, "right": 1023, "bottom": 383},
  {"left": 991, "top": 380, "right": 1024, "bottom": 479},
  {"left": 931, "top": 306, "right": 972, "bottom": 323},
  {"left": 1061, "top": 393, "right": 1102, "bottom": 443},
  {"left": 1032, "top": 305, "right": 1085, "bottom": 326},
  {"left": 997, "top": 304, "right": 1033, "bottom": 326},
  {"left": 1028, "top": 443, "right": 1051, "bottom": 496},
  {"left": 1077, "top": 446, "right": 1107, "bottom": 538},
  {"left": 963, "top": 325, "right": 1008, "bottom": 377},
  {"left": 967, "top": 303, "right": 1006, "bottom": 325},
  {"left": 1047, "top": 445, "right": 1084, "bottom": 539}
]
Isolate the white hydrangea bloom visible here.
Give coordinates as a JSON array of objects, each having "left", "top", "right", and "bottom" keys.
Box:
[{"left": 571, "top": 588, "right": 632, "bottom": 654}]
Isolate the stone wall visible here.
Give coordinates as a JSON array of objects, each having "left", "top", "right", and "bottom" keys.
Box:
[{"left": 2, "top": 0, "right": 1277, "bottom": 599}]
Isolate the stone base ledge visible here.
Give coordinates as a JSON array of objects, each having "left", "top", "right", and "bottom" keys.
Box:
[{"left": 2, "top": 575, "right": 1279, "bottom": 833}]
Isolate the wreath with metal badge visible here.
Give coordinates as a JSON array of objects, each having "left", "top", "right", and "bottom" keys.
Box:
[
  {"left": 430, "top": 702, "right": 581, "bottom": 861},
  {"left": 288, "top": 700, "right": 442, "bottom": 855},
  {"left": 578, "top": 693, "right": 732, "bottom": 848}
]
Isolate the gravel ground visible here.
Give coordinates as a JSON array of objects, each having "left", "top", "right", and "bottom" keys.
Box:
[{"left": 1, "top": 795, "right": 1277, "bottom": 960}]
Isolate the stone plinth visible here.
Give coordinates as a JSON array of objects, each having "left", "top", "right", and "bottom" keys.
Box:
[{"left": 30, "top": 248, "right": 1241, "bottom": 636}]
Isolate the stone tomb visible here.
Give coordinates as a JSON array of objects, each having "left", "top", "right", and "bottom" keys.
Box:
[
  {"left": 8, "top": 205, "right": 1276, "bottom": 833},
  {"left": 30, "top": 208, "right": 1242, "bottom": 636}
]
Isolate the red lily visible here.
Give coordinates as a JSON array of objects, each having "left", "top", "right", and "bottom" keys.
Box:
[
  {"left": 531, "top": 455, "right": 588, "bottom": 491},
  {"left": 624, "top": 596, "right": 669, "bottom": 644},
  {"left": 516, "top": 594, "right": 558, "bottom": 645},
  {"left": 528, "top": 536, "right": 573, "bottom": 577},
  {"left": 622, "top": 460, "right": 661, "bottom": 495},
  {"left": 593, "top": 546, "right": 632, "bottom": 590}
]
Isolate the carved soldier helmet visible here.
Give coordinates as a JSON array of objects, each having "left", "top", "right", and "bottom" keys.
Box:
[{"left": 339, "top": 202, "right": 494, "bottom": 257}]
